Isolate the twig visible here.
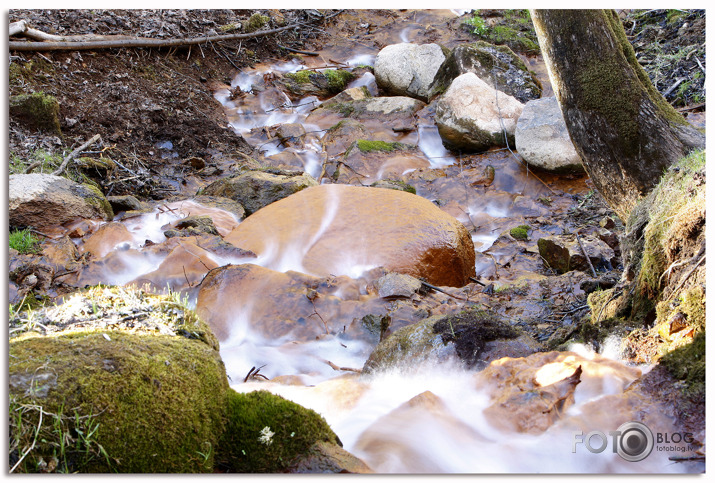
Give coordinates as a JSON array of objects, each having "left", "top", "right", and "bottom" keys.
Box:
[
  {"left": 51, "top": 134, "right": 101, "bottom": 176},
  {"left": 323, "top": 359, "right": 362, "bottom": 373},
  {"left": 243, "top": 364, "right": 268, "bottom": 383},
  {"left": 421, "top": 281, "right": 478, "bottom": 303},
  {"left": 468, "top": 276, "right": 486, "bottom": 287},
  {"left": 277, "top": 43, "right": 319, "bottom": 56},
  {"left": 575, "top": 233, "right": 598, "bottom": 278}
]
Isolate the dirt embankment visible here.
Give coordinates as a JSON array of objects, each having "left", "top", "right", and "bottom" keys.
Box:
[{"left": 9, "top": 9, "right": 340, "bottom": 198}]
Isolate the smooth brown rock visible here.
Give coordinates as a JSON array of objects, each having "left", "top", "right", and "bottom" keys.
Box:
[{"left": 224, "top": 185, "right": 476, "bottom": 287}]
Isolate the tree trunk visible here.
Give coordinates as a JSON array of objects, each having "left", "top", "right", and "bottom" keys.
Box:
[{"left": 530, "top": 9, "right": 704, "bottom": 220}]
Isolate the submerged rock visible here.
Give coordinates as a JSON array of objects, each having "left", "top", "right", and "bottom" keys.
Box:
[
  {"left": 374, "top": 42, "right": 448, "bottom": 101},
  {"left": 515, "top": 96, "right": 584, "bottom": 173},
  {"left": 310, "top": 96, "right": 426, "bottom": 133},
  {"left": 224, "top": 184, "right": 476, "bottom": 287},
  {"left": 434, "top": 73, "right": 523, "bottom": 152},
  {"left": 9, "top": 173, "right": 114, "bottom": 230}
]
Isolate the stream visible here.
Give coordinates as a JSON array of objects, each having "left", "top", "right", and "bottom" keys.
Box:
[{"left": 45, "top": 10, "right": 699, "bottom": 473}]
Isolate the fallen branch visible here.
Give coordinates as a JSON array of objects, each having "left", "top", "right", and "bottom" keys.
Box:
[
  {"left": 575, "top": 232, "right": 598, "bottom": 278},
  {"left": 10, "top": 20, "right": 309, "bottom": 52},
  {"left": 51, "top": 134, "right": 101, "bottom": 176}
]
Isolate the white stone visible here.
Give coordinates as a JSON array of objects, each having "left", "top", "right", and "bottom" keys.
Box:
[{"left": 374, "top": 43, "right": 447, "bottom": 101}]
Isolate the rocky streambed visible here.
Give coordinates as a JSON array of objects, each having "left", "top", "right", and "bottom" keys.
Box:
[{"left": 8, "top": 9, "right": 705, "bottom": 473}]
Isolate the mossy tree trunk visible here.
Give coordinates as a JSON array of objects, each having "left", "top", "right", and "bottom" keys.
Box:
[{"left": 530, "top": 9, "right": 704, "bottom": 220}]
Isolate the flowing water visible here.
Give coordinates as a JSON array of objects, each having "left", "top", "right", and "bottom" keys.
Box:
[{"left": 46, "top": 10, "right": 701, "bottom": 473}]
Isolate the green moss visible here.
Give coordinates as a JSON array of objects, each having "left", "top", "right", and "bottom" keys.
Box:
[
  {"left": 355, "top": 139, "right": 405, "bottom": 153},
  {"left": 216, "top": 389, "right": 338, "bottom": 473},
  {"left": 636, "top": 149, "right": 705, "bottom": 301},
  {"left": 659, "top": 331, "right": 705, "bottom": 396},
  {"left": 9, "top": 92, "right": 62, "bottom": 136},
  {"left": 9, "top": 228, "right": 41, "bottom": 254},
  {"left": 509, "top": 224, "right": 530, "bottom": 240},
  {"left": 285, "top": 69, "right": 313, "bottom": 84},
  {"left": 9, "top": 330, "right": 228, "bottom": 472},
  {"left": 324, "top": 69, "right": 355, "bottom": 92},
  {"left": 245, "top": 13, "right": 269, "bottom": 33}
]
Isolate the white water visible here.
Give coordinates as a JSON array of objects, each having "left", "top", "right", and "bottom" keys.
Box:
[{"left": 68, "top": 35, "right": 698, "bottom": 473}]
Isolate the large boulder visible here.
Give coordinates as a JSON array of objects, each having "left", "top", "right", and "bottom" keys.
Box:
[
  {"left": 374, "top": 43, "right": 448, "bottom": 101},
  {"left": 9, "top": 173, "right": 113, "bottom": 230},
  {"left": 434, "top": 73, "right": 524, "bottom": 152},
  {"left": 431, "top": 42, "right": 542, "bottom": 103},
  {"left": 224, "top": 184, "right": 476, "bottom": 287},
  {"left": 515, "top": 96, "right": 585, "bottom": 173},
  {"left": 200, "top": 170, "right": 317, "bottom": 215}
]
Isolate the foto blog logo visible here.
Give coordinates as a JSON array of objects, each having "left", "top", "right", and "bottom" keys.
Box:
[{"left": 572, "top": 421, "right": 654, "bottom": 462}]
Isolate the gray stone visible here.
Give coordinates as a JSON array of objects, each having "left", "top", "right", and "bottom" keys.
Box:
[
  {"left": 374, "top": 43, "right": 448, "bottom": 101},
  {"left": 200, "top": 170, "right": 317, "bottom": 215},
  {"left": 9, "top": 173, "right": 113, "bottom": 230},
  {"left": 515, "top": 96, "right": 584, "bottom": 173},
  {"left": 434, "top": 73, "right": 523, "bottom": 152},
  {"left": 374, "top": 272, "right": 423, "bottom": 298}
]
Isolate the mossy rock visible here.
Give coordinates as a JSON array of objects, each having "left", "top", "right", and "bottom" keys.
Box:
[
  {"left": 216, "top": 390, "right": 339, "bottom": 473},
  {"left": 9, "top": 331, "right": 228, "bottom": 472},
  {"left": 9, "top": 92, "right": 62, "bottom": 136},
  {"left": 281, "top": 69, "right": 356, "bottom": 100}
]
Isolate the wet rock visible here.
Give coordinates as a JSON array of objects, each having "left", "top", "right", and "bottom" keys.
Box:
[
  {"left": 320, "top": 86, "right": 372, "bottom": 107},
  {"left": 9, "top": 173, "right": 114, "bottom": 230},
  {"left": 9, "top": 92, "right": 62, "bottom": 135},
  {"left": 476, "top": 351, "right": 642, "bottom": 434},
  {"left": 173, "top": 215, "right": 220, "bottom": 236},
  {"left": 369, "top": 179, "right": 417, "bottom": 194},
  {"left": 537, "top": 234, "right": 616, "bottom": 274},
  {"left": 321, "top": 119, "right": 371, "bottom": 157},
  {"left": 311, "top": 96, "right": 426, "bottom": 133},
  {"left": 362, "top": 315, "right": 455, "bottom": 372},
  {"left": 224, "top": 184, "right": 476, "bottom": 287},
  {"left": 79, "top": 221, "right": 134, "bottom": 259},
  {"left": 285, "top": 441, "right": 373, "bottom": 474},
  {"left": 107, "top": 194, "right": 145, "bottom": 213},
  {"left": 483, "top": 365, "right": 582, "bottom": 434},
  {"left": 274, "top": 122, "right": 306, "bottom": 148},
  {"left": 372, "top": 272, "right": 423, "bottom": 299},
  {"left": 192, "top": 195, "right": 246, "bottom": 223},
  {"left": 434, "top": 73, "right": 523, "bottom": 152},
  {"left": 374, "top": 42, "right": 448, "bottom": 101},
  {"left": 515, "top": 96, "right": 584, "bottom": 173},
  {"left": 328, "top": 140, "right": 429, "bottom": 184},
  {"left": 363, "top": 308, "right": 521, "bottom": 372},
  {"left": 200, "top": 170, "right": 318, "bottom": 215},
  {"left": 195, "top": 263, "right": 386, "bottom": 342},
  {"left": 430, "top": 41, "right": 542, "bottom": 103}
]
